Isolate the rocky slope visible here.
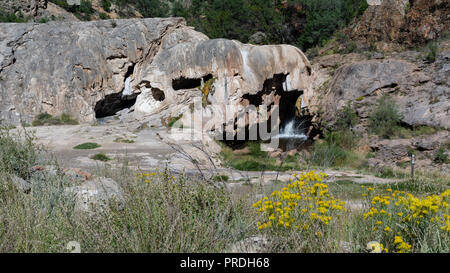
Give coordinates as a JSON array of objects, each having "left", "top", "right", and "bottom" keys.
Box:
[
  {"left": 348, "top": 0, "right": 449, "bottom": 49},
  {"left": 309, "top": 37, "right": 449, "bottom": 170}
]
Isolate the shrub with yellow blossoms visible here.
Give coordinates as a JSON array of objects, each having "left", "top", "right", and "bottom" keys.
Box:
[
  {"left": 252, "top": 171, "right": 346, "bottom": 238},
  {"left": 362, "top": 187, "right": 450, "bottom": 253}
]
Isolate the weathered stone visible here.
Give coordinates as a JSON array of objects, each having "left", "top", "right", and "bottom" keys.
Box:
[
  {"left": 248, "top": 32, "right": 267, "bottom": 45},
  {"left": 11, "top": 175, "right": 31, "bottom": 193},
  {"left": 228, "top": 236, "right": 269, "bottom": 253},
  {"left": 0, "top": 0, "right": 47, "bottom": 17},
  {"left": 348, "top": 0, "right": 449, "bottom": 46},
  {"left": 64, "top": 168, "right": 93, "bottom": 181},
  {"left": 286, "top": 149, "right": 297, "bottom": 157},
  {"left": 414, "top": 131, "right": 450, "bottom": 151},
  {"left": 65, "top": 177, "right": 125, "bottom": 213},
  {"left": 233, "top": 147, "right": 250, "bottom": 156},
  {"left": 313, "top": 58, "right": 450, "bottom": 130},
  {"left": 0, "top": 18, "right": 313, "bottom": 137}
]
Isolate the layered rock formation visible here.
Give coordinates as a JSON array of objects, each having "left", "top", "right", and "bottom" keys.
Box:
[
  {"left": 312, "top": 48, "right": 450, "bottom": 130},
  {"left": 0, "top": 18, "right": 313, "bottom": 132},
  {"left": 349, "top": 0, "right": 449, "bottom": 46},
  {"left": 0, "top": 0, "right": 48, "bottom": 17}
]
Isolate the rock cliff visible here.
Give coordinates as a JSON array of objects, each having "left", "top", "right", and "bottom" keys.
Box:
[{"left": 0, "top": 18, "right": 313, "bottom": 131}]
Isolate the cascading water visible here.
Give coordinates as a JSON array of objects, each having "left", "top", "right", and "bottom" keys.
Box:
[
  {"left": 272, "top": 117, "right": 309, "bottom": 151},
  {"left": 277, "top": 119, "right": 307, "bottom": 139}
]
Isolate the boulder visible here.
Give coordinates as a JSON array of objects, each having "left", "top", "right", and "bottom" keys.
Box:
[
  {"left": 228, "top": 236, "right": 269, "bottom": 253},
  {"left": 248, "top": 32, "right": 268, "bottom": 45},
  {"left": 414, "top": 131, "right": 450, "bottom": 151},
  {"left": 65, "top": 177, "right": 125, "bottom": 213},
  {"left": 11, "top": 175, "right": 31, "bottom": 193}
]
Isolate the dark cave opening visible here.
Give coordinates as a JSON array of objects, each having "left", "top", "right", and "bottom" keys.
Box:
[
  {"left": 223, "top": 73, "right": 313, "bottom": 150},
  {"left": 94, "top": 92, "right": 140, "bottom": 119},
  {"left": 94, "top": 62, "right": 141, "bottom": 119},
  {"left": 172, "top": 74, "right": 213, "bottom": 90}
]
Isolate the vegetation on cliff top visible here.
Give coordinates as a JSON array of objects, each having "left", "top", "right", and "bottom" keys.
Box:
[{"left": 46, "top": 0, "right": 368, "bottom": 51}]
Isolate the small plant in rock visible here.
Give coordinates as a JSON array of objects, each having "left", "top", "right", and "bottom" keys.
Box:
[
  {"left": 114, "top": 137, "right": 135, "bottom": 144},
  {"left": 73, "top": 142, "right": 101, "bottom": 150},
  {"left": 335, "top": 102, "right": 358, "bottom": 130},
  {"left": 434, "top": 148, "right": 449, "bottom": 164},
  {"left": 424, "top": 41, "right": 438, "bottom": 63},
  {"left": 91, "top": 153, "right": 111, "bottom": 162},
  {"left": 32, "top": 112, "right": 78, "bottom": 126},
  {"left": 368, "top": 96, "right": 403, "bottom": 138}
]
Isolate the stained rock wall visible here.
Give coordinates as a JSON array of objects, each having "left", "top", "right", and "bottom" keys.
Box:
[{"left": 0, "top": 18, "right": 313, "bottom": 129}]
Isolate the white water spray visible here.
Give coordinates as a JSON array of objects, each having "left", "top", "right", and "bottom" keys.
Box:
[{"left": 275, "top": 119, "right": 307, "bottom": 139}]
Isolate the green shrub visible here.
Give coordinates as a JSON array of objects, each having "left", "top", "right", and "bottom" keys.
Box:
[
  {"left": 325, "top": 129, "right": 358, "bottom": 150},
  {"left": 434, "top": 148, "right": 449, "bottom": 164},
  {"left": 368, "top": 96, "right": 403, "bottom": 138},
  {"left": 309, "top": 142, "right": 348, "bottom": 167},
  {"left": 168, "top": 114, "right": 183, "bottom": 128},
  {"left": 335, "top": 102, "right": 358, "bottom": 130},
  {"left": 32, "top": 112, "right": 78, "bottom": 126},
  {"left": 73, "top": 142, "right": 101, "bottom": 150},
  {"left": 101, "top": 0, "right": 112, "bottom": 12},
  {"left": 0, "top": 129, "right": 39, "bottom": 179},
  {"left": 91, "top": 153, "right": 111, "bottom": 162},
  {"left": 425, "top": 41, "right": 438, "bottom": 63},
  {"left": 0, "top": 11, "right": 28, "bottom": 23},
  {"left": 114, "top": 137, "right": 135, "bottom": 144},
  {"left": 99, "top": 12, "right": 109, "bottom": 19}
]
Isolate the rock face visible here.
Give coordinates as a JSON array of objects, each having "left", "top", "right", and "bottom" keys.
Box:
[
  {"left": 0, "top": 18, "right": 186, "bottom": 125},
  {"left": 314, "top": 51, "right": 450, "bottom": 130},
  {"left": 0, "top": 18, "right": 313, "bottom": 134},
  {"left": 65, "top": 177, "right": 125, "bottom": 213},
  {"left": 349, "top": 0, "right": 449, "bottom": 46},
  {"left": 0, "top": 0, "right": 47, "bottom": 17}
]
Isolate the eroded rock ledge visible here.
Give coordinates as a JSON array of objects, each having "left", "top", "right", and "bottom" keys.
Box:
[{"left": 0, "top": 18, "right": 313, "bottom": 131}]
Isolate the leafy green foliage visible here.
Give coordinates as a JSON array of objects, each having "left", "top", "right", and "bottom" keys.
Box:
[
  {"left": 368, "top": 96, "right": 403, "bottom": 139},
  {"left": 91, "top": 153, "right": 111, "bottom": 162},
  {"left": 425, "top": 41, "right": 438, "bottom": 63},
  {"left": 0, "top": 129, "right": 38, "bottom": 179},
  {"left": 101, "top": 0, "right": 112, "bottom": 12},
  {"left": 173, "top": 0, "right": 368, "bottom": 50},
  {"left": 434, "top": 148, "right": 449, "bottom": 164},
  {"left": 335, "top": 102, "right": 358, "bottom": 130},
  {"left": 50, "top": 0, "right": 95, "bottom": 20},
  {"left": 295, "top": 0, "right": 368, "bottom": 50},
  {"left": 32, "top": 112, "right": 79, "bottom": 126},
  {"left": 0, "top": 10, "right": 28, "bottom": 23},
  {"left": 73, "top": 142, "right": 101, "bottom": 150}
]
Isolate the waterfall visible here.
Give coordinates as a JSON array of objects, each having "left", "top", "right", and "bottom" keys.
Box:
[
  {"left": 275, "top": 119, "right": 307, "bottom": 139},
  {"left": 122, "top": 77, "right": 134, "bottom": 97}
]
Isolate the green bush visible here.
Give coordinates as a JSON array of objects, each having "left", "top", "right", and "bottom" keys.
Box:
[
  {"left": 32, "top": 112, "right": 78, "bottom": 126},
  {"left": 434, "top": 148, "right": 449, "bottom": 164},
  {"left": 91, "top": 153, "right": 111, "bottom": 162},
  {"left": 309, "top": 142, "right": 348, "bottom": 167},
  {"left": 99, "top": 12, "right": 109, "bottom": 19},
  {"left": 325, "top": 129, "right": 358, "bottom": 150},
  {"left": 73, "top": 142, "right": 101, "bottom": 150},
  {"left": 0, "top": 129, "right": 38, "bottom": 179},
  {"left": 335, "top": 102, "right": 358, "bottom": 130},
  {"left": 368, "top": 96, "right": 403, "bottom": 138},
  {"left": 0, "top": 11, "right": 28, "bottom": 23},
  {"left": 425, "top": 41, "right": 438, "bottom": 63},
  {"left": 101, "top": 0, "right": 112, "bottom": 12}
]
